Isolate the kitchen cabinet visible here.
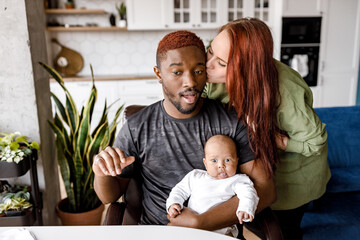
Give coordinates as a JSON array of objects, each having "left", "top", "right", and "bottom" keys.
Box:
[
  {"left": 126, "top": 0, "right": 165, "bottom": 30},
  {"left": 162, "top": 0, "right": 225, "bottom": 29},
  {"left": 317, "top": 0, "right": 360, "bottom": 107},
  {"left": 282, "top": 0, "right": 323, "bottom": 17},
  {"left": 227, "top": 0, "right": 273, "bottom": 26},
  {"left": 127, "top": 0, "right": 278, "bottom": 31}
]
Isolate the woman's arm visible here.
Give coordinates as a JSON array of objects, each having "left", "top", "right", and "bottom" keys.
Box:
[
  {"left": 167, "top": 159, "right": 276, "bottom": 230},
  {"left": 278, "top": 80, "right": 327, "bottom": 157}
]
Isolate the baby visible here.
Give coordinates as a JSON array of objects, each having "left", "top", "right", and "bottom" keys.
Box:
[{"left": 166, "top": 134, "right": 259, "bottom": 237}]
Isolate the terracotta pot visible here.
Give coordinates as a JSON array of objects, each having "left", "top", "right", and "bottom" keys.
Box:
[{"left": 56, "top": 198, "right": 104, "bottom": 225}]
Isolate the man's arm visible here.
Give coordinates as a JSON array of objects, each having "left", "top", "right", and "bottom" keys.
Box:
[
  {"left": 167, "top": 159, "right": 276, "bottom": 230},
  {"left": 93, "top": 146, "right": 135, "bottom": 204}
]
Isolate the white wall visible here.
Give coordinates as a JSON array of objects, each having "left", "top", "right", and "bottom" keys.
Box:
[
  {"left": 46, "top": 0, "right": 217, "bottom": 76},
  {"left": 0, "top": 0, "right": 60, "bottom": 225}
]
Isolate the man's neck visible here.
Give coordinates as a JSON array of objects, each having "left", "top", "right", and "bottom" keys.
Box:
[{"left": 162, "top": 98, "right": 204, "bottom": 119}]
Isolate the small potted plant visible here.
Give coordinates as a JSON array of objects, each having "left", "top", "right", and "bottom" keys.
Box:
[
  {"left": 116, "top": 2, "right": 127, "bottom": 27},
  {"left": 65, "top": 0, "right": 75, "bottom": 9},
  {"left": 0, "top": 132, "right": 39, "bottom": 178},
  {"left": 0, "top": 186, "right": 32, "bottom": 217},
  {"left": 0, "top": 197, "right": 32, "bottom": 217}
]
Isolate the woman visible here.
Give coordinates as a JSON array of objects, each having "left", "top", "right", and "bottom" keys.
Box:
[{"left": 204, "top": 18, "right": 330, "bottom": 240}]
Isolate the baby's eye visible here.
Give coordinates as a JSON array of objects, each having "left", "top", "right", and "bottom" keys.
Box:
[
  {"left": 225, "top": 158, "right": 231, "bottom": 162},
  {"left": 211, "top": 159, "right": 217, "bottom": 163},
  {"left": 207, "top": 48, "right": 213, "bottom": 55}
]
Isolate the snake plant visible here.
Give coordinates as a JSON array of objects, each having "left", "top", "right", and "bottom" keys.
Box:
[{"left": 39, "top": 62, "right": 124, "bottom": 213}]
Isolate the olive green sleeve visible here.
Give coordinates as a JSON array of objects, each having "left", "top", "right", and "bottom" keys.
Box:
[
  {"left": 277, "top": 81, "right": 327, "bottom": 157},
  {"left": 202, "top": 83, "right": 229, "bottom": 104}
]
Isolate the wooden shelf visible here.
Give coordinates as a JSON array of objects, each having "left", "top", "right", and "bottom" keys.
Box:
[
  {"left": 46, "top": 26, "right": 127, "bottom": 32},
  {"left": 45, "top": 9, "right": 107, "bottom": 14},
  {"left": 50, "top": 75, "right": 157, "bottom": 82}
]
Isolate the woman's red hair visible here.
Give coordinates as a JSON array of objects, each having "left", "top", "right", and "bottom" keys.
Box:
[{"left": 221, "top": 18, "right": 280, "bottom": 177}]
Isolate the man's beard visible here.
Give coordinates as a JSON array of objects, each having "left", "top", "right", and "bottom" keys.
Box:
[{"left": 163, "top": 86, "right": 202, "bottom": 115}]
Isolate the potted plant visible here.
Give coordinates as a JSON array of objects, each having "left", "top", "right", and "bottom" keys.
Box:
[
  {"left": 39, "top": 62, "right": 124, "bottom": 225},
  {"left": 0, "top": 132, "right": 39, "bottom": 178},
  {"left": 116, "top": 2, "right": 127, "bottom": 27},
  {"left": 0, "top": 197, "right": 32, "bottom": 216},
  {"left": 0, "top": 187, "right": 33, "bottom": 217},
  {"left": 65, "top": 0, "right": 75, "bottom": 9}
]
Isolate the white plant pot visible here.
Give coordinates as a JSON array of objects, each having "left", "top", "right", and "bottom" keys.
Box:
[{"left": 118, "top": 19, "right": 127, "bottom": 28}]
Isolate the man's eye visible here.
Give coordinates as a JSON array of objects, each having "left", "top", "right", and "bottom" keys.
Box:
[
  {"left": 173, "top": 71, "right": 181, "bottom": 75},
  {"left": 195, "top": 70, "right": 204, "bottom": 74}
]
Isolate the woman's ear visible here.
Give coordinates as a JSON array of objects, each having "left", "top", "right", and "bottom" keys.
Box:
[{"left": 153, "top": 66, "right": 162, "bottom": 83}]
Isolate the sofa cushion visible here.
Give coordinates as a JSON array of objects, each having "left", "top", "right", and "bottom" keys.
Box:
[
  {"left": 315, "top": 106, "right": 360, "bottom": 192},
  {"left": 301, "top": 192, "right": 360, "bottom": 240}
]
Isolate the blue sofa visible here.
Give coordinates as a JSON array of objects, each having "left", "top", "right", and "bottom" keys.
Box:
[{"left": 301, "top": 106, "right": 360, "bottom": 239}]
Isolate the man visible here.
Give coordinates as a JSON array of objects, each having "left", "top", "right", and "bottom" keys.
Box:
[{"left": 93, "top": 30, "right": 275, "bottom": 231}]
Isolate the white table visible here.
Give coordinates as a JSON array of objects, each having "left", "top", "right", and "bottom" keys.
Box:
[{"left": 0, "top": 225, "right": 235, "bottom": 240}]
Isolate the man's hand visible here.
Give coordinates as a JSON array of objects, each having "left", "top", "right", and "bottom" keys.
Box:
[
  {"left": 168, "top": 204, "right": 182, "bottom": 218},
  {"left": 237, "top": 211, "right": 253, "bottom": 224},
  {"left": 167, "top": 207, "right": 200, "bottom": 229},
  {"left": 93, "top": 146, "right": 135, "bottom": 177}
]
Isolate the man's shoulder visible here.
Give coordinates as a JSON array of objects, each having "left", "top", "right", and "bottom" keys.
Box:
[
  {"left": 202, "top": 98, "right": 237, "bottom": 119},
  {"left": 126, "top": 101, "right": 162, "bottom": 123}
]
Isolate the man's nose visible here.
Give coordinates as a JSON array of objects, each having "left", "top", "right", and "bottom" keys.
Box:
[{"left": 183, "top": 72, "right": 197, "bottom": 88}]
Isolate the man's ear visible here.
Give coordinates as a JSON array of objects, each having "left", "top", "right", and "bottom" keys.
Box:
[{"left": 153, "top": 66, "right": 162, "bottom": 83}]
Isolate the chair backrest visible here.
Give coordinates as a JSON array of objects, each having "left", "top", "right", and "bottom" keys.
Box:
[{"left": 121, "top": 105, "right": 146, "bottom": 225}]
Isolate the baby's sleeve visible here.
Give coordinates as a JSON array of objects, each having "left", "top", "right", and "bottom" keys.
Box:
[
  {"left": 232, "top": 174, "right": 259, "bottom": 220},
  {"left": 166, "top": 170, "right": 194, "bottom": 213}
]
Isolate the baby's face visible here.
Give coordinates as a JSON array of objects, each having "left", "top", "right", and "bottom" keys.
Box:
[{"left": 203, "top": 139, "right": 238, "bottom": 179}]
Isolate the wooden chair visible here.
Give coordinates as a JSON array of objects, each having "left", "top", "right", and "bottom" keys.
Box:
[{"left": 103, "top": 105, "right": 283, "bottom": 240}]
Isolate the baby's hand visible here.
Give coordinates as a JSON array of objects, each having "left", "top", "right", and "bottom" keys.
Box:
[
  {"left": 168, "top": 204, "right": 182, "bottom": 218},
  {"left": 237, "top": 211, "right": 253, "bottom": 224}
]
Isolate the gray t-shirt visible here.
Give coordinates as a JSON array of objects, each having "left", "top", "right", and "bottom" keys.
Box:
[{"left": 114, "top": 98, "right": 254, "bottom": 225}]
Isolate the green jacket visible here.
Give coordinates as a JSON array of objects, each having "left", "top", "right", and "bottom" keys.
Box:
[{"left": 203, "top": 60, "right": 331, "bottom": 210}]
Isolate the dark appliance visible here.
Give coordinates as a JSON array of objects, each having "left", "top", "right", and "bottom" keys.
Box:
[{"left": 280, "top": 17, "right": 322, "bottom": 87}]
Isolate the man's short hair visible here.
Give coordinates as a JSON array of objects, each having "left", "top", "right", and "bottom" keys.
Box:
[{"left": 156, "top": 30, "right": 205, "bottom": 68}]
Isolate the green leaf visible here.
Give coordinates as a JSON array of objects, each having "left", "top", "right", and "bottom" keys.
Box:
[
  {"left": 9, "top": 142, "right": 20, "bottom": 151},
  {"left": 87, "top": 121, "right": 108, "bottom": 167},
  {"left": 74, "top": 148, "right": 83, "bottom": 211},
  {"left": 55, "top": 138, "right": 76, "bottom": 212},
  {"left": 51, "top": 93, "right": 69, "bottom": 127},
  {"left": 30, "top": 142, "right": 40, "bottom": 150},
  {"left": 65, "top": 94, "right": 78, "bottom": 134},
  {"left": 48, "top": 121, "right": 66, "bottom": 149},
  {"left": 91, "top": 101, "right": 108, "bottom": 137},
  {"left": 15, "top": 136, "right": 28, "bottom": 143},
  {"left": 39, "top": 62, "right": 65, "bottom": 89}
]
